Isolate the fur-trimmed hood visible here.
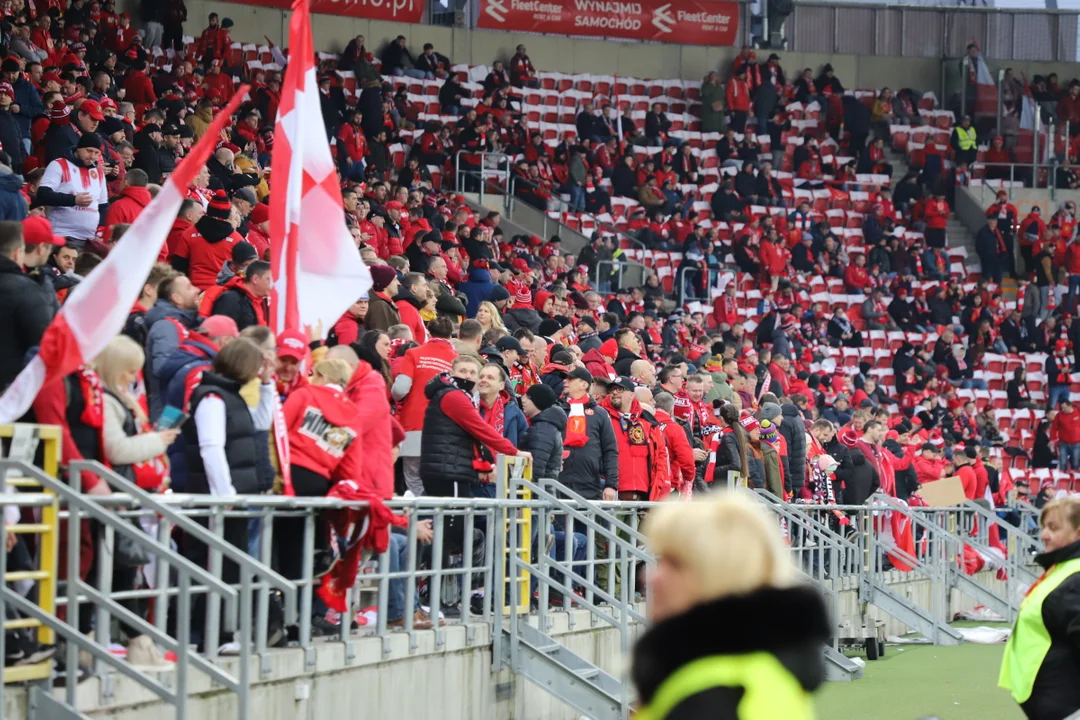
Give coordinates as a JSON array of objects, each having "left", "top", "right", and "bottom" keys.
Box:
[{"left": 631, "top": 585, "right": 830, "bottom": 705}]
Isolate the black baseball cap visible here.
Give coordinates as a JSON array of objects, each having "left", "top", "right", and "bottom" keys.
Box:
[
  {"left": 496, "top": 336, "right": 524, "bottom": 354},
  {"left": 610, "top": 376, "right": 636, "bottom": 392},
  {"left": 567, "top": 367, "right": 593, "bottom": 384}
]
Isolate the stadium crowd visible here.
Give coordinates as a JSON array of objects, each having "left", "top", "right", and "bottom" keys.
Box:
[{"left": 0, "top": 0, "right": 1072, "bottom": 670}]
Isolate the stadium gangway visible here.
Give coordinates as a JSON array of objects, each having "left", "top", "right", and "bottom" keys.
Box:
[
  {"left": 875, "top": 496, "right": 1023, "bottom": 624},
  {"left": 453, "top": 150, "right": 512, "bottom": 206},
  {"left": 0, "top": 458, "right": 253, "bottom": 720},
  {"left": 750, "top": 490, "right": 965, "bottom": 658},
  {"left": 746, "top": 490, "right": 866, "bottom": 680},
  {"left": 782, "top": 496, "right": 965, "bottom": 646},
  {"left": 495, "top": 456, "right": 654, "bottom": 720}
]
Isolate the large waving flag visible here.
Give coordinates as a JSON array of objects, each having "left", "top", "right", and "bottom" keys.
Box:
[
  {"left": 269, "top": 0, "right": 371, "bottom": 334},
  {"left": 0, "top": 90, "right": 249, "bottom": 424}
]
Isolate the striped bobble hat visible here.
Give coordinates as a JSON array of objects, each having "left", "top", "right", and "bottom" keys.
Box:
[{"left": 207, "top": 190, "right": 232, "bottom": 220}]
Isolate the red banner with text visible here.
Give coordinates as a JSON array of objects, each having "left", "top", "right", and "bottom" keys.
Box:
[
  {"left": 215, "top": 0, "right": 423, "bottom": 24},
  {"left": 477, "top": 0, "right": 739, "bottom": 47}
]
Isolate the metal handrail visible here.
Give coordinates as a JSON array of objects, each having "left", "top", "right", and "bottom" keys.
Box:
[
  {"left": 0, "top": 459, "right": 248, "bottom": 719},
  {"left": 507, "top": 173, "right": 649, "bottom": 255},
  {"left": 454, "top": 150, "right": 511, "bottom": 205}
]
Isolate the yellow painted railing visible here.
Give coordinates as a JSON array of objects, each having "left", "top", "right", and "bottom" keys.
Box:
[{"left": 1, "top": 424, "right": 61, "bottom": 683}]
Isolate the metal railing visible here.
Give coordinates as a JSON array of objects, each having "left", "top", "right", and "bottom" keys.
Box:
[
  {"left": 0, "top": 442, "right": 1046, "bottom": 717},
  {"left": 453, "top": 150, "right": 512, "bottom": 205}
]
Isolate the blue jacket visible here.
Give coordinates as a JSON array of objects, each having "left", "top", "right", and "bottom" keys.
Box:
[
  {"left": 144, "top": 300, "right": 199, "bottom": 421},
  {"left": 157, "top": 338, "right": 217, "bottom": 491},
  {"left": 480, "top": 391, "right": 528, "bottom": 448},
  {"left": 13, "top": 78, "right": 42, "bottom": 140},
  {"left": 0, "top": 171, "right": 26, "bottom": 221},
  {"left": 458, "top": 267, "right": 497, "bottom": 317}
]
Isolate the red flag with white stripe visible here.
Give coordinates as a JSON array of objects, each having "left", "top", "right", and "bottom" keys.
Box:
[
  {"left": 0, "top": 89, "right": 250, "bottom": 424},
  {"left": 269, "top": 0, "right": 371, "bottom": 335}
]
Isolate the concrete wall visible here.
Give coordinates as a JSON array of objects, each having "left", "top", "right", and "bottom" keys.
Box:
[{"left": 1, "top": 570, "right": 1005, "bottom": 720}]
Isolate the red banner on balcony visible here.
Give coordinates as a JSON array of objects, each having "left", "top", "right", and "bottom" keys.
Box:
[
  {"left": 216, "top": 0, "right": 424, "bottom": 23},
  {"left": 477, "top": 0, "right": 739, "bottom": 46}
]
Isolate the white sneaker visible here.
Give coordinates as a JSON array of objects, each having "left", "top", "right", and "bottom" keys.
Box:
[
  {"left": 126, "top": 635, "right": 172, "bottom": 668},
  {"left": 216, "top": 641, "right": 242, "bottom": 656}
]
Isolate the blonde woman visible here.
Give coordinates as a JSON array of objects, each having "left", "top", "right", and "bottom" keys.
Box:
[
  {"left": 631, "top": 493, "right": 828, "bottom": 719},
  {"left": 94, "top": 334, "right": 179, "bottom": 666},
  {"left": 96, "top": 335, "right": 179, "bottom": 488},
  {"left": 475, "top": 301, "right": 505, "bottom": 332}
]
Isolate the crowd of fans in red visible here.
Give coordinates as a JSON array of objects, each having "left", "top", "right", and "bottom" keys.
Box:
[{"left": 0, "top": 0, "right": 1075, "bottom": 665}]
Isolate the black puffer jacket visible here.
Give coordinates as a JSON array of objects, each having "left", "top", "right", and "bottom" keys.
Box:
[
  {"left": 841, "top": 445, "right": 879, "bottom": 506},
  {"left": 419, "top": 374, "right": 481, "bottom": 495},
  {"left": 183, "top": 372, "right": 259, "bottom": 495},
  {"left": 779, "top": 404, "right": 807, "bottom": 491},
  {"left": 1019, "top": 539, "right": 1080, "bottom": 720},
  {"left": 0, "top": 255, "right": 53, "bottom": 391},
  {"left": 559, "top": 397, "right": 619, "bottom": 498},
  {"left": 502, "top": 306, "right": 542, "bottom": 333},
  {"left": 521, "top": 406, "right": 566, "bottom": 481},
  {"left": 709, "top": 429, "right": 742, "bottom": 484}
]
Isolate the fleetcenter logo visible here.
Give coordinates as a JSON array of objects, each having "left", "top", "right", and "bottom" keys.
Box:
[
  {"left": 486, "top": 0, "right": 508, "bottom": 22},
  {"left": 651, "top": 3, "right": 675, "bottom": 33}
]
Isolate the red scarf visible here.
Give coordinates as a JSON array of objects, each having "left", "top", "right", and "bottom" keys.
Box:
[
  {"left": 565, "top": 396, "right": 590, "bottom": 447},
  {"left": 316, "top": 480, "right": 398, "bottom": 612},
  {"left": 509, "top": 361, "right": 540, "bottom": 395},
  {"left": 704, "top": 427, "right": 733, "bottom": 484},
  {"left": 474, "top": 393, "right": 509, "bottom": 471}
]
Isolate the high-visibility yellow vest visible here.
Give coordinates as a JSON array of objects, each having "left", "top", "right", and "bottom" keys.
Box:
[
  {"left": 955, "top": 126, "right": 977, "bottom": 151},
  {"left": 635, "top": 652, "right": 815, "bottom": 720},
  {"left": 999, "top": 557, "right": 1080, "bottom": 704}
]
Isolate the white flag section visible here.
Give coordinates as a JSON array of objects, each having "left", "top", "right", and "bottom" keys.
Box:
[
  {"left": 0, "top": 89, "right": 249, "bottom": 424},
  {"left": 269, "top": 0, "right": 371, "bottom": 335}
]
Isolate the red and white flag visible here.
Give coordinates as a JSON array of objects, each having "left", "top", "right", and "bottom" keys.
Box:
[
  {"left": 269, "top": 0, "right": 371, "bottom": 335},
  {"left": 0, "top": 90, "right": 250, "bottom": 424}
]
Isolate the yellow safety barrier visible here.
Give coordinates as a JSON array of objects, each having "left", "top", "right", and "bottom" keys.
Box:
[
  {"left": 1, "top": 424, "right": 61, "bottom": 684},
  {"left": 498, "top": 455, "right": 532, "bottom": 615}
]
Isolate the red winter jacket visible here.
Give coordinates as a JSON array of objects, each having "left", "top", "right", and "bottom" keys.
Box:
[
  {"left": 104, "top": 185, "right": 151, "bottom": 228},
  {"left": 284, "top": 383, "right": 365, "bottom": 484},
  {"left": 395, "top": 297, "right": 428, "bottom": 345},
  {"left": 924, "top": 199, "right": 950, "bottom": 230},
  {"left": 338, "top": 123, "right": 368, "bottom": 162},
  {"left": 726, "top": 77, "right": 752, "bottom": 112},
  {"left": 394, "top": 338, "right": 457, "bottom": 432},
  {"left": 655, "top": 408, "right": 696, "bottom": 491},
  {"left": 1051, "top": 408, "right": 1080, "bottom": 445},
  {"left": 600, "top": 396, "right": 670, "bottom": 498},
  {"left": 759, "top": 239, "right": 785, "bottom": 276},
  {"left": 581, "top": 348, "right": 617, "bottom": 381},
  {"left": 343, "top": 361, "right": 394, "bottom": 499},
  {"left": 331, "top": 311, "right": 363, "bottom": 348},
  {"left": 123, "top": 71, "right": 157, "bottom": 108}
]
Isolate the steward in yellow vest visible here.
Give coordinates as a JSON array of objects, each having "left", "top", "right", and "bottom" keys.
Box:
[
  {"left": 999, "top": 501, "right": 1080, "bottom": 720},
  {"left": 632, "top": 586, "right": 828, "bottom": 720}
]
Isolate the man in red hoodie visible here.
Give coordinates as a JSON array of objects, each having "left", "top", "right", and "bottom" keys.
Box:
[
  {"left": 123, "top": 59, "right": 157, "bottom": 113},
  {"left": 1051, "top": 399, "right": 1080, "bottom": 471},
  {"left": 391, "top": 317, "right": 458, "bottom": 495},
  {"left": 394, "top": 273, "right": 429, "bottom": 344},
  {"left": 725, "top": 65, "right": 752, "bottom": 132},
  {"left": 924, "top": 191, "right": 950, "bottom": 249},
  {"left": 166, "top": 198, "right": 205, "bottom": 263},
  {"left": 171, "top": 190, "right": 244, "bottom": 290},
  {"left": 104, "top": 167, "right": 151, "bottom": 227}
]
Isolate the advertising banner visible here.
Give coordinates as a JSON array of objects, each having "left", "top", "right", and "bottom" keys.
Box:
[
  {"left": 216, "top": 0, "right": 424, "bottom": 24},
  {"left": 477, "top": 0, "right": 740, "bottom": 47}
]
